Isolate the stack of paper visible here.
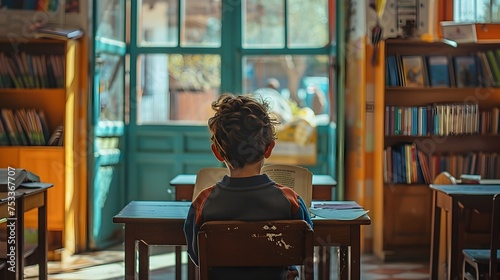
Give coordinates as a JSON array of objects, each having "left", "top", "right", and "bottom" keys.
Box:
[{"left": 310, "top": 201, "right": 369, "bottom": 220}]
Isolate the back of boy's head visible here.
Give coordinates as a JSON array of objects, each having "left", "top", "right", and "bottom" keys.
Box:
[{"left": 208, "top": 94, "right": 278, "bottom": 169}]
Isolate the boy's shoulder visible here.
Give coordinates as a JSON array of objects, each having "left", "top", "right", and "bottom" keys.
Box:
[
  {"left": 192, "top": 185, "right": 216, "bottom": 206},
  {"left": 275, "top": 183, "right": 300, "bottom": 198}
]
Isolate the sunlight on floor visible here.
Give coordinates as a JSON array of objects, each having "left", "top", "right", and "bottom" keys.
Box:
[{"left": 22, "top": 246, "right": 429, "bottom": 280}]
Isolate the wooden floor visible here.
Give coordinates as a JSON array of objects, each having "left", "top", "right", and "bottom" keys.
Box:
[{"left": 23, "top": 246, "right": 430, "bottom": 280}]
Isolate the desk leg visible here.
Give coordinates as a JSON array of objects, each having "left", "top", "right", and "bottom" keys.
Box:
[
  {"left": 18, "top": 198, "right": 25, "bottom": 280},
  {"left": 138, "top": 240, "right": 149, "bottom": 280},
  {"left": 38, "top": 195, "right": 48, "bottom": 280},
  {"left": 350, "top": 226, "right": 361, "bottom": 280},
  {"left": 175, "top": 246, "right": 182, "bottom": 280},
  {"left": 338, "top": 246, "right": 349, "bottom": 280},
  {"left": 317, "top": 246, "right": 328, "bottom": 279},
  {"left": 188, "top": 257, "right": 196, "bottom": 280},
  {"left": 124, "top": 226, "right": 135, "bottom": 280},
  {"left": 449, "top": 200, "right": 461, "bottom": 280},
  {"left": 430, "top": 191, "right": 441, "bottom": 280}
]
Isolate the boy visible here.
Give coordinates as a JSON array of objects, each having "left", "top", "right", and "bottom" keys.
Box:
[{"left": 183, "top": 94, "right": 312, "bottom": 280}]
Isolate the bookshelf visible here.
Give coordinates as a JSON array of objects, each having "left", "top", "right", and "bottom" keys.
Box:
[
  {"left": 374, "top": 38, "right": 500, "bottom": 261},
  {"left": 0, "top": 38, "right": 84, "bottom": 256}
]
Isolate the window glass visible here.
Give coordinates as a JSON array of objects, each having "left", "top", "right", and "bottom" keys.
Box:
[
  {"left": 137, "top": 54, "right": 221, "bottom": 124},
  {"left": 243, "top": 0, "right": 285, "bottom": 48},
  {"left": 96, "top": 0, "right": 125, "bottom": 41},
  {"left": 288, "top": 0, "right": 329, "bottom": 47},
  {"left": 453, "top": 0, "right": 500, "bottom": 22},
  {"left": 99, "top": 54, "right": 125, "bottom": 122},
  {"left": 182, "top": 0, "right": 222, "bottom": 47},
  {"left": 138, "top": 0, "right": 178, "bottom": 46},
  {"left": 243, "top": 55, "right": 330, "bottom": 123}
]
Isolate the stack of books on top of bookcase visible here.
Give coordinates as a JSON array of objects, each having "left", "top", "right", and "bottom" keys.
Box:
[
  {"left": 0, "top": 108, "right": 62, "bottom": 146},
  {"left": 385, "top": 48, "right": 500, "bottom": 88},
  {"left": 0, "top": 52, "right": 65, "bottom": 89}
]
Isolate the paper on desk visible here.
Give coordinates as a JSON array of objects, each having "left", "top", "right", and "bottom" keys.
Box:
[
  {"left": 311, "top": 201, "right": 362, "bottom": 209},
  {"left": 309, "top": 208, "right": 369, "bottom": 220}
]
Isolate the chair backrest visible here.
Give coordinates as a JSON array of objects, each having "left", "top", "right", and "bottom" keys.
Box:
[
  {"left": 197, "top": 220, "right": 314, "bottom": 280},
  {"left": 489, "top": 193, "right": 500, "bottom": 280},
  {"left": 433, "top": 171, "right": 457, "bottom": 185}
]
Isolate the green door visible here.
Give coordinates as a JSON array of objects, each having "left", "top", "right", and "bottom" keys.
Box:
[{"left": 89, "top": 0, "right": 127, "bottom": 249}]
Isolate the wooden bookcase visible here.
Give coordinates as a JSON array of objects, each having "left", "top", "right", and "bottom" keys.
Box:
[
  {"left": 374, "top": 38, "right": 500, "bottom": 261},
  {"left": 0, "top": 38, "right": 84, "bottom": 256}
]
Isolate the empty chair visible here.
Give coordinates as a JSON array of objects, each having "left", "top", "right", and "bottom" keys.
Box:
[
  {"left": 462, "top": 193, "right": 500, "bottom": 280},
  {"left": 197, "top": 220, "right": 314, "bottom": 280}
]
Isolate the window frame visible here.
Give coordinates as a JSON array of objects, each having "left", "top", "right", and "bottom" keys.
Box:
[{"left": 128, "top": 0, "right": 334, "bottom": 125}]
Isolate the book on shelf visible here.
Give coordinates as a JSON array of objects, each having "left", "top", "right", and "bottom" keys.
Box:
[
  {"left": 47, "top": 124, "right": 64, "bottom": 146},
  {"left": 0, "top": 108, "right": 52, "bottom": 146},
  {"left": 0, "top": 51, "right": 65, "bottom": 89},
  {"left": 386, "top": 55, "right": 400, "bottom": 86},
  {"left": 485, "top": 50, "right": 500, "bottom": 86},
  {"left": 476, "top": 51, "right": 495, "bottom": 86},
  {"left": 401, "top": 55, "right": 427, "bottom": 87},
  {"left": 0, "top": 168, "right": 40, "bottom": 192},
  {"left": 33, "top": 23, "right": 84, "bottom": 40},
  {"left": 384, "top": 103, "right": 488, "bottom": 136},
  {"left": 426, "top": 55, "right": 452, "bottom": 87},
  {"left": 192, "top": 164, "right": 313, "bottom": 207},
  {"left": 0, "top": 118, "right": 8, "bottom": 145},
  {"left": 453, "top": 56, "right": 479, "bottom": 87},
  {"left": 1, "top": 109, "right": 20, "bottom": 145},
  {"left": 384, "top": 144, "right": 500, "bottom": 184}
]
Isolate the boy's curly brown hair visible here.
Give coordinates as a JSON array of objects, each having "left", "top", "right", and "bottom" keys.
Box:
[{"left": 208, "top": 94, "right": 279, "bottom": 169}]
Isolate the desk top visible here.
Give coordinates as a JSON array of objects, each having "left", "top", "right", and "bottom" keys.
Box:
[
  {"left": 113, "top": 200, "right": 370, "bottom": 225},
  {"left": 114, "top": 201, "right": 191, "bottom": 222},
  {"left": 170, "top": 174, "right": 337, "bottom": 186},
  {"left": 429, "top": 184, "right": 500, "bottom": 196}
]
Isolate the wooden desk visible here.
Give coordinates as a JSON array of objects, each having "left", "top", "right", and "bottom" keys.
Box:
[
  {"left": 1, "top": 185, "right": 52, "bottom": 280},
  {"left": 429, "top": 184, "right": 500, "bottom": 280},
  {"left": 170, "top": 174, "right": 337, "bottom": 201},
  {"left": 113, "top": 200, "right": 370, "bottom": 280}
]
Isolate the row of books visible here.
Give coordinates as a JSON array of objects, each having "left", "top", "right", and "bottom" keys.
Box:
[
  {"left": 0, "top": 52, "right": 65, "bottom": 89},
  {"left": 383, "top": 143, "right": 500, "bottom": 184},
  {"left": 385, "top": 49, "right": 500, "bottom": 88},
  {"left": 0, "top": 108, "right": 63, "bottom": 146},
  {"left": 385, "top": 104, "right": 500, "bottom": 136}
]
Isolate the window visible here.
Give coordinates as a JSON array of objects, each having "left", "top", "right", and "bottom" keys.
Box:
[
  {"left": 454, "top": 0, "right": 500, "bottom": 22},
  {"left": 132, "top": 0, "right": 333, "bottom": 124}
]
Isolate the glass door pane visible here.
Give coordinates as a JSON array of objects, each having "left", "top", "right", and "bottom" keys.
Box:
[{"left": 91, "top": 0, "right": 127, "bottom": 250}]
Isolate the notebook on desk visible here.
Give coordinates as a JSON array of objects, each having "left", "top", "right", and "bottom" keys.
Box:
[{"left": 0, "top": 168, "right": 40, "bottom": 192}]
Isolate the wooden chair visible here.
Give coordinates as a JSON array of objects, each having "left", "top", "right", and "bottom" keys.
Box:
[
  {"left": 197, "top": 220, "right": 314, "bottom": 280},
  {"left": 433, "top": 171, "right": 457, "bottom": 185},
  {"left": 462, "top": 193, "right": 500, "bottom": 280},
  {"left": 433, "top": 171, "right": 458, "bottom": 279}
]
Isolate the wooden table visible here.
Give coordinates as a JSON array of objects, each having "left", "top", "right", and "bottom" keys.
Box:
[
  {"left": 429, "top": 184, "right": 500, "bottom": 280},
  {"left": 113, "top": 200, "right": 370, "bottom": 280},
  {"left": 0, "top": 184, "right": 52, "bottom": 280},
  {"left": 170, "top": 174, "right": 337, "bottom": 201}
]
